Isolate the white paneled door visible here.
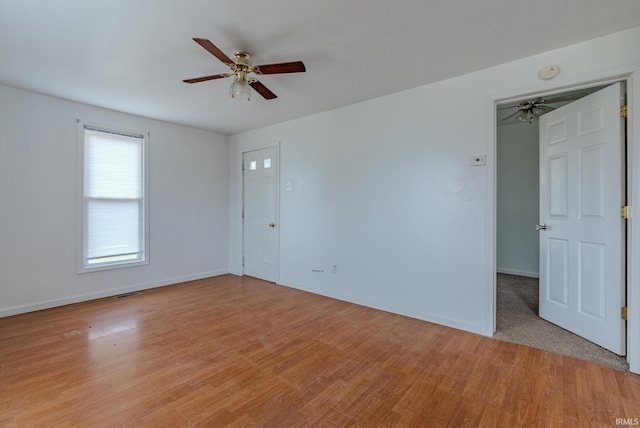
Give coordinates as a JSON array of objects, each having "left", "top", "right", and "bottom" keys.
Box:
[
  {"left": 243, "top": 147, "right": 278, "bottom": 282},
  {"left": 538, "top": 83, "right": 626, "bottom": 355}
]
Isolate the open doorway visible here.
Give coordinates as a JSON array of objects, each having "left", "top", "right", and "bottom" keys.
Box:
[{"left": 494, "top": 84, "right": 629, "bottom": 370}]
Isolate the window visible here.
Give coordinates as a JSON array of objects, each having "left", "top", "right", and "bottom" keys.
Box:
[{"left": 79, "top": 123, "right": 148, "bottom": 272}]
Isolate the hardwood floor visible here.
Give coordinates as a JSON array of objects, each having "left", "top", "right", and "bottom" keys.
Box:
[{"left": 1, "top": 275, "right": 639, "bottom": 427}]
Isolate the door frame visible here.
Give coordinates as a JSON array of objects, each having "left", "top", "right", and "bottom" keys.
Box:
[
  {"left": 241, "top": 143, "right": 281, "bottom": 282},
  {"left": 484, "top": 67, "right": 640, "bottom": 373}
]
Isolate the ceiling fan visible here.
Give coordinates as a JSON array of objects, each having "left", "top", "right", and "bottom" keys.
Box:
[
  {"left": 499, "top": 92, "right": 588, "bottom": 123},
  {"left": 183, "top": 38, "right": 306, "bottom": 101}
]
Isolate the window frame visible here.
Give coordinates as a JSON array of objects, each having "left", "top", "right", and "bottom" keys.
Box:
[{"left": 77, "top": 120, "right": 150, "bottom": 273}]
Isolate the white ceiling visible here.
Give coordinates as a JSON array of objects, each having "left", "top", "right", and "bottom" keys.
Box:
[{"left": 2, "top": 1, "right": 640, "bottom": 135}]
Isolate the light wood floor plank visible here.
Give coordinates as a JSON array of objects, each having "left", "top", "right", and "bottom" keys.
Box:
[{"left": 1, "top": 274, "right": 640, "bottom": 426}]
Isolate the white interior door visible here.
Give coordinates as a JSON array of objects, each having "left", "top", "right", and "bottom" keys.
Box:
[
  {"left": 243, "top": 147, "right": 278, "bottom": 282},
  {"left": 538, "top": 83, "right": 626, "bottom": 355}
]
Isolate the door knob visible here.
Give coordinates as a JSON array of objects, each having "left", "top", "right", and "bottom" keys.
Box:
[
  {"left": 535, "top": 224, "right": 547, "bottom": 231},
  {"left": 269, "top": 223, "right": 276, "bottom": 228}
]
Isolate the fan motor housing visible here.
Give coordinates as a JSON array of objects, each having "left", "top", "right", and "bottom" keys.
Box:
[{"left": 233, "top": 51, "right": 252, "bottom": 69}]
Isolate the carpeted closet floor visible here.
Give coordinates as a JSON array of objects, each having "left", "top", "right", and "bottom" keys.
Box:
[{"left": 494, "top": 273, "right": 628, "bottom": 371}]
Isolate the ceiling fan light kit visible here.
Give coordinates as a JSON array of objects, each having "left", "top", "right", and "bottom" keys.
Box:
[
  {"left": 229, "top": 77, "right": 252, "bottom": 101},
  {"left": 518, "top": 109, "right": 540, "bottom": 123},
  {"left": 183, "top": 38, "right": 306, "bottom": 101}
]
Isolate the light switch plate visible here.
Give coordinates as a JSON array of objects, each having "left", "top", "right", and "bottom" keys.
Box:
[{"left": 470, "top": 155, "right": 486, "bottom": 166}]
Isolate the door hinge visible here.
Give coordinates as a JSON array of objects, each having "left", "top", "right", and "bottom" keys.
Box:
[
  {"left": 621, "top": 307, "right": 628, "bottom": 320},
  {"left": 242, "top": 163, "right": 245, "bottom": 171},
  {"left": 242, "top": 257, "right": 244, "bottom": 267},
  {"left": 621, "top": 205, "right": 630, "bottom": 219},
  {"left": 621, "top": 105, "right": 627, "bottom": 118}
]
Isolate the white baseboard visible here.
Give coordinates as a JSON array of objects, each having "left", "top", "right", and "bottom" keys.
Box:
[
  {"left": 0, "top": 269, "right": 228, "bottom": 318},
  {"left": 497, "top": 268, "right": 539, "bottom": 278},
  {"left": 277, "top": 278, "right": 485, "bottom": 336}
]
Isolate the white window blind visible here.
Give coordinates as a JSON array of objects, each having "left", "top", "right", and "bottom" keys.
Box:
[{"left": 82, "top": 127, "right": 146, "bottom": 269}]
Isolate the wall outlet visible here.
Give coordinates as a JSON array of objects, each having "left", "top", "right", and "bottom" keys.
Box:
[{"left": 332, "top": 264, "right": 338, "bottom": 273}]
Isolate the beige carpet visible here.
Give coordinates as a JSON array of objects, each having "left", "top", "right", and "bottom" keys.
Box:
[{"left": 494, "top": 273, "right": 628, "bottom": 371}]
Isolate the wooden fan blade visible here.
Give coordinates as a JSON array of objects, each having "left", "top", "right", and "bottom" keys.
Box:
[
  {"left": 249, "top": 80, "right": 277, "bottom": 99},
  {"left": 193, "top": 38, "right": 233, "bottom": 64},
  {"left": 500, "top": 110, "right": 521, "bottom": 121},
  {"left": 183, "top": 73, "right": 231, "bottom": 84},
  {"left": 253, "top": 61, "right": 305, "bottom": 75}
]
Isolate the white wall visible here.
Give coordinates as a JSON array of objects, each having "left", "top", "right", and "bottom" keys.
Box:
[
  {"left": 0, "top": 85, "right": 230, "bottom": 317},
  {"left": 497, "top": 123, "right": 539, "bottom": 277},
  {"left": 230, "top": 80, "right": 501, "bottom": 333},
  {"left": 229, "top": 27, "right": 640, "bottom": 372}
]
